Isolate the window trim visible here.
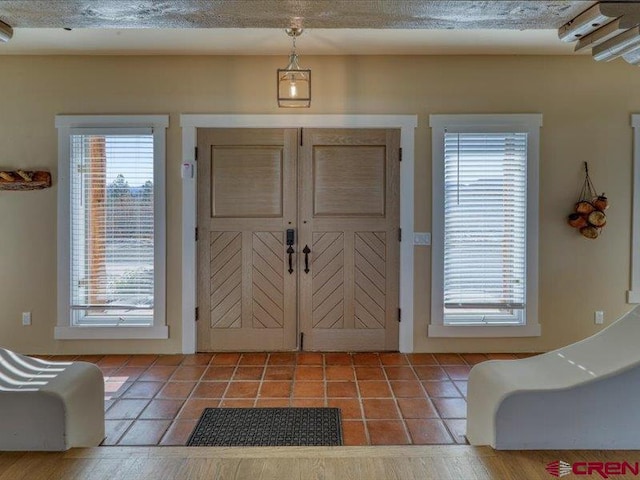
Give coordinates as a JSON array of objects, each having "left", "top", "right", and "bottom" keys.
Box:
[
  {"left": 55, "top": 115, "right": 169, "bottom": 340},
  {"left": 429, "top": 114, "right": 542, "bottom": 338},
  {"left": 628, "top": 114, "right": 640, "bottom": 304}
]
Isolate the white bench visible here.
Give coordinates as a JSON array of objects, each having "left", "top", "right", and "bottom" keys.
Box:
[
  {"left": 467, "top": 306, "right": 640, "bottom": 449},
  {"left": 0, "top": 348, "right": 104, "bottom": 451}
]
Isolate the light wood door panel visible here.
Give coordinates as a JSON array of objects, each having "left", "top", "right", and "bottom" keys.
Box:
[
  {"left": 211, "top": 147, "right": 283, "bottom": 218},
  {"left": 299, "top": 129, "right": 400, "bottom": 351},
  {"left": 355, "top": 232, "right": 386, "bottom": 329},
  {"left": 197, "top": 129, "right": 298, "bottom": 351},
  {"left": 209, "top": 232, "right": 242, "bottom": 329},
  {"left": 313, "top": 145, "right": 386, "bottom": 217},
  {"left": 251, "top": 231, "right": 285, "bottom": 328},
  {"left": 311, "top": 232, "right": 345, "bottom": 329}
]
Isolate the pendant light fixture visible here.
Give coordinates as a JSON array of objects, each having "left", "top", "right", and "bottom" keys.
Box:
[{"left": 277, "top": 27, "right": 311, "bottom": 108}]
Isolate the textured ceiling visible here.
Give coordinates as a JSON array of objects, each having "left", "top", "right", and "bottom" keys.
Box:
[{"left": 0, "top": 1, "right": 594, "bottom": 29}]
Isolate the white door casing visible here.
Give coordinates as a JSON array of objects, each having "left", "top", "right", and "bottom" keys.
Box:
[{"left": 181, "top": 114, "right": 418, "bottom": 353}]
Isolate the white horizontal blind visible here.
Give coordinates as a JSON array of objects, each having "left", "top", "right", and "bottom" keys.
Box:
[
  {"left": 70, "top": 132, "right": 155, "bottom": 326},
  {"left": 443, "top": 132, "right": 527, "bottom": 325}
]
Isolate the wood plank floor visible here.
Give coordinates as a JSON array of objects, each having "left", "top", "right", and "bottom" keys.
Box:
[{"left": 1, "top": 446, "right": 638, "bottom": 480}]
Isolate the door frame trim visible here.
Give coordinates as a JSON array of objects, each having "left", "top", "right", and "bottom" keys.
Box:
[{"left": 180, "top": 114, "right": 417, "bottom": 353}]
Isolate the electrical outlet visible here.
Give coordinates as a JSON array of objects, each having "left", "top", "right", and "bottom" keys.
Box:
[
  {"left": 595, "top": 311, "right": 604, "bottom": 325},
  {"left": 22, "top": 312, "right": 31, "bottom": 326}
]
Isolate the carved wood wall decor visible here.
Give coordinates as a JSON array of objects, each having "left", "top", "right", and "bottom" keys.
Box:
[{"left": 0, "top": 170, "right": 52, "bottom": 191}]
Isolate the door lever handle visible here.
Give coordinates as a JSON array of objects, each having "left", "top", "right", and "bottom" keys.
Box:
[
  {"left": 287, "top": 245, "right": 294, "bottom": 274},
  {"left": 303, "top": 245, "right": 311, "bottom": 274}
]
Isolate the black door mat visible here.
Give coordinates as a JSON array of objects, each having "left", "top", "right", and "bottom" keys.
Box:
[{"left": 187, "top": 407, "right": 343, "bottom": 446}]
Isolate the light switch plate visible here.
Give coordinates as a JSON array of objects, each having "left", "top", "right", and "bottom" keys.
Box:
[{"left": 414, "top": 232, "right": 431, "bottom": 246}]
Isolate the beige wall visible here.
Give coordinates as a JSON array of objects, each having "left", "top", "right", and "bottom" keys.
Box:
[{"left": 0, "top": 54, "right": 638, "bottom": 354}]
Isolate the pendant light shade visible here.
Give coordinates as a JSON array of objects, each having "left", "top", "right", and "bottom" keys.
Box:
[{"left": 277, "top": 27, "right": 311, "bottom": 108}]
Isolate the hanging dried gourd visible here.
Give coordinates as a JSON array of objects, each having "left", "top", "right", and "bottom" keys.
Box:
[
  {"left": 593, "top": 194, "right": 609, "bottom": 211},
  {"left": 567, "top": 162, "right": 609, "bottom": 239}
]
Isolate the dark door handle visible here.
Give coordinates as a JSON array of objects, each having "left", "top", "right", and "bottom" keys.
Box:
[
  {"left": 287, "top": 245, "right": 294, "bottom": 274},
  {"left": 303, "top": 245, "right": 311, "bottom": 274}
]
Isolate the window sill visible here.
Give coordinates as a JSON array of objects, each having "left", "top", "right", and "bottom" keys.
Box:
[
  {"left": 54, "top": 325, "right": 169, "bottom": 340},
  {"left": 428, "top": 323, "right": 541, "bottom": 338}
]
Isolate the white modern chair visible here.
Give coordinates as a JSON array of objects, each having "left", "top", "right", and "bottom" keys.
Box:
[
  {"left": 0, "top": 348, "right": 104, "bottom": 451},
  {"left": 468, "top": 306, "right": 640, "bottom": 449}
]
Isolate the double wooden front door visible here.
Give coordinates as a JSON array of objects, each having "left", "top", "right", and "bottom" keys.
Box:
[{"left": 197, "top": 128, "right": 399, "bottom": 352}]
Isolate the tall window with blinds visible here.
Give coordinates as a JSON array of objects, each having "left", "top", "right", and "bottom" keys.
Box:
[
  {"left": 443, "top": 132, "right": 527, "bottom": 325},
  {"left": 429, "top": 114, "right": 541, "bottom": 337},
  {"left": 57, "top": 116, "right": 167, "bottom": 339},
  {"left": 69, "top": 131, "right": 155, "bottom": 326}
]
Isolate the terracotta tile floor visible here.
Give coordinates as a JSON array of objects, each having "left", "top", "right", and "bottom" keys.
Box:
[{"left": 42, "top": 352, "right": 538, "bottom": 446}]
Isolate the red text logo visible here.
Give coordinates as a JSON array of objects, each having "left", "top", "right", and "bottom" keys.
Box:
[{"left": 546, "top": 461, "right": 640, "bottom": 479}]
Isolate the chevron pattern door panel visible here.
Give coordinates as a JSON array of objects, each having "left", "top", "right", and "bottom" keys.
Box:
[
  {"left": 209, "top": 232, "right": 242, "bottom": 329},
  {"left": 311, "top": 232, "right": 345, "bottom": 329},
  {"left": 355, "top": 232, "right": 386, "bottom": 329},
  {"left": 252, "top": 232, "right": 285, "bottom": 329}
]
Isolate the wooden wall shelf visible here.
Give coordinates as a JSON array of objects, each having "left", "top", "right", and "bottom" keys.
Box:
[{"left": 0, "top": 171, "right": 52, "bottom": 191}]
